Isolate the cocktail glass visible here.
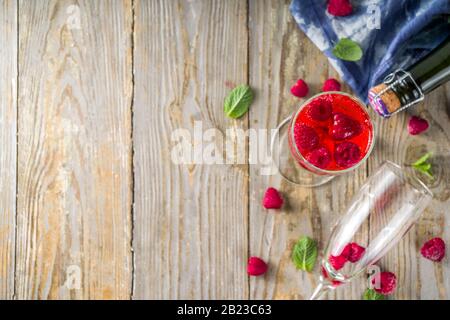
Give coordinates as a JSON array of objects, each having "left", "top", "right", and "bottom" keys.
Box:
[{"left": 271, "top": 91, "right": 374, "bottom": 187}]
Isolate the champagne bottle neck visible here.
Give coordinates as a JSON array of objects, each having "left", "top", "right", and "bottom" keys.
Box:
[{"left": 368, "top": 36, "right": 450, "bottom": 118}]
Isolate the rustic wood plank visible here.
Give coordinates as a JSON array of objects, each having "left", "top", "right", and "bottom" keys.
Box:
[
  {"left": 133, "top": 0, "right": 249, "bottom": 299},
  {"left": 16, "top": 0, "right": 133, "bottom": 299},
  {"left": 0, "top": 0, "right": 17, "bottom": 300},
  {"left": 415, "top": 83, "right": 450, "bottom": 300},
  {"left": 367, "top": 82, "right": 450, "bottom": 300},
  {"left": 248, "top": 0, "right": 368, "bottom": 300},
  {"left": 8, "top": 0, "right": 449, "bottom": 300}
]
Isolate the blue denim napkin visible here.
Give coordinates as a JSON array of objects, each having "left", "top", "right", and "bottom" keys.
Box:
[{"left": 290, "top": 0, "right": 450, "bottom": 101}]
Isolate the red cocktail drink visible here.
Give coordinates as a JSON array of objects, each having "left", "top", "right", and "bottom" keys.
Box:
[{"left": 288, "top": 92, "right": 374, "bottom": 175}]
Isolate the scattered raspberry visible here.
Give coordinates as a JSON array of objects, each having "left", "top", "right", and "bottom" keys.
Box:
[
  {"left": 327, "top": 0, "right": 353, "bottom": 17},
  {"left": 290, "top": 79, "right": 309, "bottom": 98},
  {"left": 294, "top": 123, "right": 319, "bottom": 151},
  {"left": 321, "top": 267, "right": 343, "bottom": 287},
  {"left": 322, "top": 78, "right": 341, "bottom": 92},
  {"left": 408, "top": 116, "right": 429, "bottom": 135},
  {"left": 343, "top": 243, "right": 366, "bottom": 263},
  {"left": 307, "top": 98, "right": 333, "bottom": 121},
  {"left": 340, "top": 243, "right": 352, "bottom": 258},
  {"left": 321, "top": 266, "right": 328, "bottom": 278},
  {"left": 329, "top": 254, "right": 347, "bottom": 270},
  {"left": 332, "top": 280, "right": 343, "bottom": 287},
  {"left": 306, "top": 147, "right": 331, "bottom": 169},
  {"left": 262, "top": 187, "right": 284, "bottom": 209},
  {"left": 247, "top": 257, "right": 268, "bottom": 276},
  {"left": 331, "top": 112, "right": 361, "bottom": 140},
  {"left": 420, "top": 237, "right": 446, "bottom": 262},
  {"left": 372, "top": 272, "right": 396, "bottom": 295},
  {"left": 334, "top": 141, "right": 361, "bottom": 168}
]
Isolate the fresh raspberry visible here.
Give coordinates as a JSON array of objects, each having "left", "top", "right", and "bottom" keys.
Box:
[
  {"left": 290, "top": 79, "right": 309, "bottom": 98},
  {"left": 332, "top": 280, "right": 343, "bottom": 287},
  {"left": 321, "top": 267, "right": 343, "bottom": 286},
  {"left": 322, "top": 78, "right": 341, "bottom": 92},
  {"left": 293, "top": 123, "right": 319, "bottom": 151},
  {"left": 343, "top": 243, "right": 366, "bottom": 263},
  {"left": 334, "top": 141, "right": 361, "bottom": 168},
  {"left": 329, "top": 254, "right": 347, "bottom": 270},
  {"left": 340, "top": 243, "right": 352, "bottom": 258},
  {"left": 307, "top": 98, "right": 333, "bottom": 121},
  {"left": 321, "top": 266, "right": 328, "bottom": 278},
  {"left": 371, "top": 272, "right": 396, "bottom": 295},
  {"left": 327, "top": 0, "right": 353, "bottom": 17},
  {"left": 408, "top": 116, "right": 429, "bottom": 135},
  {"left": 247, "top": 257, "right": 268, "bottom": 276},
  {"left": 420, "top": 237, "right": 446, "bottom": 262},
  {"left": 331, "top": 112, "right": 361, "bottom": 140},
  {"left": 262, "top": 187, "right": 284, "bottom": 209},
  {"left": 306, "top": 147, "right": 331, "bottom": 169}
]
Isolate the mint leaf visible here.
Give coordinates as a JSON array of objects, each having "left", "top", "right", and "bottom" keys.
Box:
[
  {"left": 292, "top": 236, "right": 318, "bottom": 272},
  {"left": 416, "top": 163, "right": 431, "bottom": 171},
  {"left": 224, "top": 85, "right": 254, "bottom": 119},
  {"left": 332, "top": 38, "right": 363, "bottom": 62},
  {"left": 363, "top": 288, "right": 385, "bottom": 300},
  {"left": 420, "top": 168, "right": 434, "bottom": 179},
  {"left": 412, "top": 152, "right": 433, "bottom": 179},
  {"left": 412, "top": 152, "right": 432, "bottom": 166}
]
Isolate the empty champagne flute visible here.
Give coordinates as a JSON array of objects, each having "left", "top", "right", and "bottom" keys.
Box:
[{"left": 310, "top": 160, "right": 433, "bottom": 300}]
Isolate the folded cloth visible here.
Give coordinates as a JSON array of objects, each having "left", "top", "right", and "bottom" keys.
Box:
[{"left": 290, "top": 0, "right": 450, "bottom": 102}]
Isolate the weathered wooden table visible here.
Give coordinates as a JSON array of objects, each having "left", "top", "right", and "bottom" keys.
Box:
[{"left": 0, "top": 0, "right": 448, "bottom": 300}]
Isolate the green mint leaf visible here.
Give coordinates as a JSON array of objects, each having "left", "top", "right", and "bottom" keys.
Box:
[
  {"left": 363, "top": 288, "right": 385, "bottom": 300},
  {"left": 416, "top": 163, "right": 431, "bottom": 172},
  {"left": 291, "top": 236, "right": 318, "bottom": 272},
  {"left": 332, "top": 38, "right": 363, "bottom": 62},
  {"left": 422, "top": 168, "right": 434, "bottom": 179},
  {"left": 412, "top": 152, "right": 432, "bottom": 166},
  {"left": 415, "top": 166, "right": 433, "bottom": 178},
  {"left": 223, "top": 84, "right": 254, "bottom": 119},
  {"left": 412, "top": 152, "right": 434, "bottom": 179}
]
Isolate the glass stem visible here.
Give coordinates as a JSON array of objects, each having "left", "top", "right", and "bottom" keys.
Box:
[{"left": 309, "top": 282, "right": 331, "bottom": 300}]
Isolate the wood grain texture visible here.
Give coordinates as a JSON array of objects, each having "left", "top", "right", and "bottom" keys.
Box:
[
  {"left": 248, "top": 0, "right": 367, "bottom": 300},
  {"left": 0, "top": 0, "right": 447, "bottom": 300},
  {"left": 133, "top": 0, "right": 249, "bottom": 299},
  {"left": 0, "top": 0, "right": 17, "bottom": 300},
  {"left": 16, "top": 0, "right": 133, "bottom": 299}
]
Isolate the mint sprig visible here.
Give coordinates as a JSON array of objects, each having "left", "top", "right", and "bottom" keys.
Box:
[
  {"left": 291, "top": 236, "right": 318, "bottom": 272},
  {"left": 363, "top": 288, "right": 385, "bottom": 300},
  {"left": 223, "top": 84, "right": 254, "bottom": 119},
  {"left": 332, "top": 38, "right": 363, "bottom": 62},
  {"left": 412, "top": 152, "right": 433, "bottom": 179}
]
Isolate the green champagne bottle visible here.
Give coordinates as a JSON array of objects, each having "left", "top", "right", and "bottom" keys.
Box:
[{"left": 368, "top": 36, "right": 450, "bottom": 118}]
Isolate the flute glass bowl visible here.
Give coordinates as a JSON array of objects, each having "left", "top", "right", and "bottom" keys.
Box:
[{"left": 310, "top": 161, "right": 433, "bottom": 299}]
